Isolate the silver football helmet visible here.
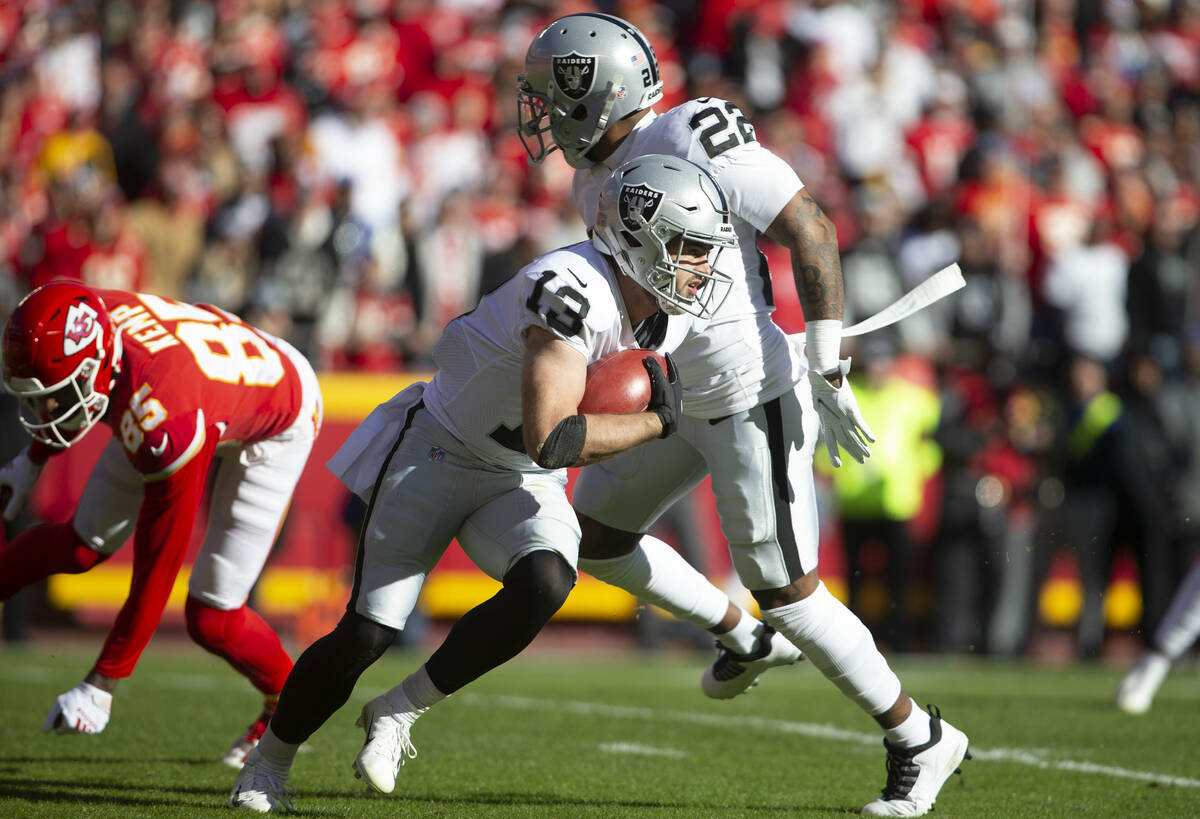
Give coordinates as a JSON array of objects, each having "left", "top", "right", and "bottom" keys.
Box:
[
  {"left": 593, "top": 154, "right": 737, "bottom": 318},
  {"left": 518, "top": 13, "right": 663, "bottom": 168}
]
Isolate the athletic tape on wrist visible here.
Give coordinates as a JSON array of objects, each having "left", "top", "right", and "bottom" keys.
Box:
[{"left": 805, "top": 319, "right": 843, "bottom": 374}]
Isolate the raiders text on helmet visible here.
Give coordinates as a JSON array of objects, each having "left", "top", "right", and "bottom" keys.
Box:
[
  {"left": 518, "top": 13, "right": 663, "bottom": 168},
  {"left": 593, "top": 154, "right": 737, "bottom": 318}
]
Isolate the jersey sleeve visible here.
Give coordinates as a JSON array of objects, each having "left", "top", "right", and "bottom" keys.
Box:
[
  {"left": 667, "top": 99, "right": 804, "bottom": 233},
  {"left": 709, "top": 141, "right": 803, "bottom": 233},
  {"left": 127, "top": 408, "right": 209, "bottom": 481},
  {"left": 517, "top": 263, "right": 616, "bottom": 358},
  {"left": 91, "top": 430, "right": 220, "bottom": 679}
]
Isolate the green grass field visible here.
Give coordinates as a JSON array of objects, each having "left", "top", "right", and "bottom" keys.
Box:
[{"left": 1, "top": 642, "right": 1197, "bottom": 817}]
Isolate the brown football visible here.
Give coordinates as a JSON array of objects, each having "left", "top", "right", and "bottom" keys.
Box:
[{"left": 577, "top": 349, "right": 667, "bottom": 414}]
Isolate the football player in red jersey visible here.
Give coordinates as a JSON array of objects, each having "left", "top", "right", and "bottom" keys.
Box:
[{"left": 0, "top": 281, "right": 323, "bottom": 768}]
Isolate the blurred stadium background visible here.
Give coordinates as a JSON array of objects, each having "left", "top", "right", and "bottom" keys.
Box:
[{"left": 0, "top": 0, "right": 1198, "bottom": 667}]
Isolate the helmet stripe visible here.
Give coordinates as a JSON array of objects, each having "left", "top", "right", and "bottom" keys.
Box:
[{"left": 572, "top": 13, "right": 659, "bottom": 84}]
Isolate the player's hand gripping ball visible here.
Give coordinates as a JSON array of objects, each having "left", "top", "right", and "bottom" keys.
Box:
[{"left": 577, "top": 350, "right": 669, "bottom": 415}]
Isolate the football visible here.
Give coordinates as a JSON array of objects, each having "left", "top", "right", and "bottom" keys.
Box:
[{"left": 577, "top": 349, "right": 667, "bottom": 414}]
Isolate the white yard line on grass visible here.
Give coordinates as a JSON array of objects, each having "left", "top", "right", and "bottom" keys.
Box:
[
  {"left": 4, "top": 661, "right": 1196, "bottom": 788},
  {"left": 464, "top": 693, "right": 1200, "bottom": 789},
  {"left": 599, "top": 742, "right": 688, "bottom": 758}
]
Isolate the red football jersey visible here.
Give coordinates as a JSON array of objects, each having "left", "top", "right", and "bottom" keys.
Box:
[
  {"left": 68, "top": 290, "right": 307, "bottom": 679},
  {"left": 97, "top": 289, "right": 303, "bottom": 478}
]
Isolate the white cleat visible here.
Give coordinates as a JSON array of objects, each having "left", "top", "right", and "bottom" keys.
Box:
[
  {"left": 1115, "top": 651, "right": 1171, "bottom": 715},
  {"left": 228, "top": 749, "right": 296, "bottom": 813},
  {"left": 701, "top": 624, "right": 803, "bottom": 699},
  {"left": 353, "top": 694, "right": 418, "bottom": 794},
  {"left": 861, "top": 705, "right": 970, "bottom": 817}
]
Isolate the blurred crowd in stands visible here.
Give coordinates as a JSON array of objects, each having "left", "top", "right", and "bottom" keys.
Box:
[{"left": 1, "top": 0, "right": 1198, "bottom": 658}]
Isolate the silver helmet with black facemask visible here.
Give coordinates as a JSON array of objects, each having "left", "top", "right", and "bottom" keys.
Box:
[
  {"left": 518, "top": 13, "right": 663, "bottom": 169},
  {"left": 593, "top": 154, "right": 737, "bottom": 319}
]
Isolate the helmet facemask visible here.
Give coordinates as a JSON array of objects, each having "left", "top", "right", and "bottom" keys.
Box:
[
  {"left": 607, "top": 211, "right": 736, "bottom": 318},
  {"left": 2, "top": 281, "right": 121, "bottom": 449},
  {"left": 594, "top": 154, "right": 739, "bottom": 320},
  {"left": 10, "top": 355, "right": 110, "bottom": 448},
  {"left": 516, "top": 79, "right": 557, "bottom": 163},
  {"left": 517, "top": 75, "right": 625, "bottom": 168}
]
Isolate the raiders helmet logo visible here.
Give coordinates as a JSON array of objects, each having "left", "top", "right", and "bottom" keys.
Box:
[
  {"left": 63, "top": 302, "right": 101, "bottom": 357},
  {"left": 619, "top": 183, "right": 665, "bottom": 233},
  {"left": 552, "top": 53, "right": 597, "bottom": 100}
]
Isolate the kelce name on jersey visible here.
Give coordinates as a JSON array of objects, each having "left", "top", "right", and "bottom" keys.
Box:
[{"left": 109, "top": 303, "right": 181, "bottom": 354}]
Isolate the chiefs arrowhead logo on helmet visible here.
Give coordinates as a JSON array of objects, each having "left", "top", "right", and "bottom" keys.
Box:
[
  {"left": 63, "top": 302, "right": 101, "bottom": 357},
  {"left": 619, "top": 183, "right": 664, "bottom": 234},
  {"left": 2, "top": 282, "right": 119, "bottom": 448},
  {"left": 552, "top": 53, "right": 597, "bottom": 100}
]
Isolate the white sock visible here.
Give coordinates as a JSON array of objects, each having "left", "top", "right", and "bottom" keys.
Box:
[
  {"left": 396, "top": 665, "right": 445, "bottom": 717},
  {"left": 579, "top": 535, "right": 729, "bottom": 629},
  {"left": 254, "top": 725, "right": 300, "bottom": 772},
  {"left": 1154, "top": 561, "right": 1200, "bottom": 660},
  {"left": 716, "top": 609, "right": 761, "bottom": 654},
  {"left": 762, "top": 580, "right": 902, "bottom": 715},
  {"left": 883, "top": 698, "right": 931, "bottom": 748}
]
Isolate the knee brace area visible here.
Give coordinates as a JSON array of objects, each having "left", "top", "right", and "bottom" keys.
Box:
[
  {"left": 184, "top": 597, "right": 240, "bottom": 646},
  {"left": 577, "top": 514, "right": 641, "bottom": 560},
  {"left": 55, "top": 523, "right": 106, "bottom": 573},
  {"left": 504, "top": 550, "right": 576, "bottom": 616},
  {"left": 331, "top": 610, "right": 398, "bottom": 669}
]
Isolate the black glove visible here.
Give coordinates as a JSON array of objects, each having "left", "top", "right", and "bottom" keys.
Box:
[{"left": 644, "top": 354, "right": 682, "bottom": 438}]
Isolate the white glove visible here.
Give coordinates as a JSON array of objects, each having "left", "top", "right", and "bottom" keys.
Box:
[
  {"left": 0, "top": 447, "right": 43, "bottom": 520},
  {"left": 42, "top": 681, "right": 113, "bottom": 735},
  {"left": 807, "top": 358, "right": 876, "bottom": 467}
]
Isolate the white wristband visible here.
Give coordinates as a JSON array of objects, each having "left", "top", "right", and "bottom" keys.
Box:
[{"left": 805, "top": 319, "right": 842, "bottom": 374}]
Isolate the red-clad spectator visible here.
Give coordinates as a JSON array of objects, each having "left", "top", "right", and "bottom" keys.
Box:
[
  {"left": 80, "top": 200, "right": 148, "bottom": 293},
  {"left": 0, "top": 3, "right": 23, "bottom": 71},
  {"left": 1027, "top": 139, "right": 1103, "bottom": 300},
  {"left": 906, "top": 73, "right": 975, "bottom": 198},
  {"left": 307, "top": 8, "right": 406, "bottom": 105},
  {"left": 211, "top": 17, "right": 305, "bottom": 176},
  {"left": 10, "top": 77, "right": 71, "bottom": 174},
  {"left": 388, "top": 0, "right": 437, "bottom": 100}
]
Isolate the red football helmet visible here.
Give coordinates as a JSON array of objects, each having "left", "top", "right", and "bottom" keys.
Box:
[{"left": 2, "top": 281, "right": 122, "bottom": 447}]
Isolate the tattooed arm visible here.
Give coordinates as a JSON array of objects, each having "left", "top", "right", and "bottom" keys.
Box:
[
  {"left": 766, "top": 188, "right": 874, "bottom": 464},
  {"left": 764, "top": 188, "right": 845, "bottom": 384}
]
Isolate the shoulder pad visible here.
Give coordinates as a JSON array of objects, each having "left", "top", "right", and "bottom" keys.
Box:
[{"left": 519, "top": 254, "right": 619, "bottom": 341}]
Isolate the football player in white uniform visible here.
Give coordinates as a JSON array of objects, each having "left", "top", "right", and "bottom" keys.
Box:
[
  {"left": 519, "top": 13, "right": 968, "bottom": 817},
  {"left": 1115, "top": 560, "right": 1200, "bottom": 714},
  {"left": 229, "top": 154, "right": 737, "bottom": 812}
]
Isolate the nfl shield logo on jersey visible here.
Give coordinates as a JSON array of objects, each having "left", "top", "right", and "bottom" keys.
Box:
[
  {"left": 619, "top": 184, "right": 664, "bottom": 233},
  {"left": 63, "top": 301, "right": 101, "bottom": 356},
  {"left": 552, "top": 53, "right": 596, "bottom": 100}
]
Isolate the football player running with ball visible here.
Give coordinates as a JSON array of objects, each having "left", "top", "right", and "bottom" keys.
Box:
[
  {"left": 228, "top": 155, "right": 733, "bottom": 812},
  {"left": 518, "top": 13, "right": 968, "bottom": 817},
  {"left": 0, "top": 282, "right": 322, "bottom": 767}
]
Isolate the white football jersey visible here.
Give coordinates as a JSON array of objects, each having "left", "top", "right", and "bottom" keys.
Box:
[
  {"left": 422, "top": 240, "right": 691, "bottom": 471},
  {"left": 573, "top": 99, "right": 807, "bottom": 418}
]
